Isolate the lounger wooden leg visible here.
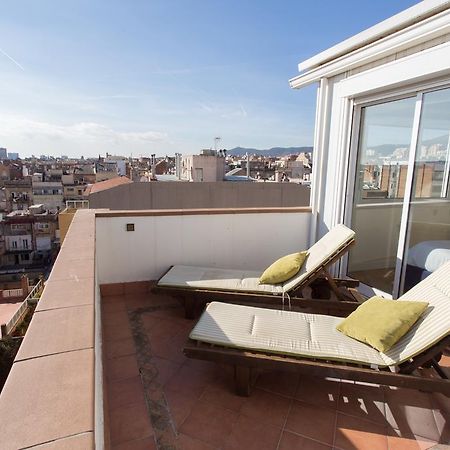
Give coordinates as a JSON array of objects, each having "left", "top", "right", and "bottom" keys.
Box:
[
  {"left": 184, "top": 296, "right": 196, "bottom": 320},
  {"left": 431, "top": 359, "right": 448, "bottom": 379},
  {"left": 322, "top": 268, "right": 344, "bottom": 300},
  {"left": 234, "top": 366, "right": 251, "bottom": 396}
]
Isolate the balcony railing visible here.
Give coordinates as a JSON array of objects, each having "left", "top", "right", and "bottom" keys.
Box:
[
  {"left": 0, "top": 279, "right": 44, "bottom": 338},
  {"left": 2, "top": 288, "right": 23, "bottom": 298}
]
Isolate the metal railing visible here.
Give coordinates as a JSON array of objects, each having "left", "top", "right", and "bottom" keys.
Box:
[
  {"left": 2, "top": 289, "right": 23, "bottom": 298},
  {"left": 65, "top": 199, "right": 89, "bottom": 209},
  {"left": 0, "top": 279, "right": 44, "bottom": 338}
]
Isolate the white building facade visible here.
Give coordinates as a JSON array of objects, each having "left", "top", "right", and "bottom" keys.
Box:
[{"left": 291, "top": 0, "right": 450, "bottom": 299}]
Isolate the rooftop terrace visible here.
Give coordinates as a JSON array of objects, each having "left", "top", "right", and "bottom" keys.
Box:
[
  {"left": 101, "top": 284, "right": 450, "bottom": 450},
  {"left": 0, "top": 207, "right": 448, "bottom": 449}
]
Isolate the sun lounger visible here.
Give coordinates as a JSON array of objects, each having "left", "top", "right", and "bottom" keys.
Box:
[
  {"left": 184, "top": 261, "right": 450, "bottom": 396},
  {"left": 154, "top": 224, "right": 359, "bottom": 317}
]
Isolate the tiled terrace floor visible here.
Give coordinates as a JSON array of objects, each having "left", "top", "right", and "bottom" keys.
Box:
[{"left": 101, "top": 284, "right": 450, "bottom": 450}]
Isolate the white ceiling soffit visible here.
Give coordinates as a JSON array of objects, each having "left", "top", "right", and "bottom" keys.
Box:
[{"left": 289, "top": 0, "right": 450, "bottom": 89}]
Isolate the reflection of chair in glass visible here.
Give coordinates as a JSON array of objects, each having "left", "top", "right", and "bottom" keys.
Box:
[
  {"left": 185, "top": 261, "right": 450, "bottom": 396},
  {"left": 154, "top": 225, "right": 359, "bottom": 318}
]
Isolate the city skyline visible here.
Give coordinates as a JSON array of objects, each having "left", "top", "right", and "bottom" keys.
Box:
[{"left": 0, "top": 0, "right": 418, "bottom": 158}]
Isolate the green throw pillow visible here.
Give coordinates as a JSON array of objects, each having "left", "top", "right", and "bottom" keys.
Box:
[
  {"left": 336, "top": 296, "right": 428, "bottom": 353},
  {"left": 259, "top": 251, "right": 308, "bottom": 285}
]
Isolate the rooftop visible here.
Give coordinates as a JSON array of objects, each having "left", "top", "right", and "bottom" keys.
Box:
[{"left": 85, "top": 176, "right": 133, "bottom": 195}]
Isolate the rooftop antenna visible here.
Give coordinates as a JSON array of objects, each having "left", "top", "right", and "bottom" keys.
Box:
[{"left": 214, "top": 137, "right": 221, "bottom": 152}]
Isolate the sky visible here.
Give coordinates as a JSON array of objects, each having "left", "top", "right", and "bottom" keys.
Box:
[{"left": 0, "top": 0, "right": 419, "bottom": 158}]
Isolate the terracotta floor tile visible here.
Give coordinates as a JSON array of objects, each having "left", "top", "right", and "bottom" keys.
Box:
[
  {"left": 182, "top": 357, "right": 218, "bottom": 373},
  {"left": 107, "top": 376, "right": 145, "bottom": 410},
  {"left": 101, "top": 290, "right": 125, "bottom": 305},
  {"left": 165, "top": 362, "right": 216, "bottom": 398},
  {"left": 384, "top": 387, "right": 440, "bottom": 441},
  {"left": 223, "top": 414, "right": 282, "bottom": 450},
  {"left": 387, "top": 428, "right": 437, "bottom": 450},
  {"left": 149, "top": 305, "right": 186, "bottom": 319},
  {"left": 338, "top": 382, "right": 386, "bottom": 424},
  {"left": 240, "top": 388, "right": 291, "bottom": 428},
  {"left": 200, "top": 379, "right": 247, "bottom": 413},
  {"left": 150, "top": 331, "right": 188, "bottom": 364},
  {"left": 124, "top": 281, "right": 149, "bottom": 294},
  {"left": 255, "top": 370, "right": 300, "bottom": 398},
  {"left": 124, "top": 293, "right": 151, "bottom": 310},
  {"left": 180, "top": 400, "right": 238, "bottom": 448},
  {"left": 143, "top": 315, "right": 185, "bottom": 341},
  {"left": 165, "top": 387, "right": 200, "bottom": 429},
  {"left": 295, "top": 375, "right": 340, "bottom": 409},
  {"left": 439, "top": 353, "right": 450, "bottom": 368},
  {"left": 278, "top": 431, "right": 332, "bottom": 450},
  {"left": 102, "top": 299, "right": 127, "bottom": 314},
  {"left": 112, "top": 436, "right": 157, "bottom": 450},
  {"left": 109, "top": 400, "right": 154, "bottom": 445},
  {"left": 101, "top": 283, "right": 125, "bottom": 297},
  {"left": 334, "top": 412, "right": 388, "bottom": 450},
  {"left": 285, "top": 400, "right": 336, "bottom": 446},
  {"left": 107, "top": 354, "right": 140, "bottom": 382},
  {"left": 105, "top": 338, "right": 136, "bottom": 360},
  {"left": 176, "top": 433, "right": 218, "bottom": 450},
  {"left": 103, "top": 312, "right": 133, "bottom": 343},
  {"left": 151, "top": 356, "right": 182, "bottom": 385},
  {"left": 103, "top": 309, "right": 129, "bottom": 326}
]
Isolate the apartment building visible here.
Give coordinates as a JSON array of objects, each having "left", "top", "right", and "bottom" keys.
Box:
[
  {"left": 0, "top": 207, "right": 58, "bottom": 268},
  {"left": 3, "top": 179, "right": 32, "bottom": 212},
  {"left": 181, "top": 150, "right": 226, "bottom": 182}
]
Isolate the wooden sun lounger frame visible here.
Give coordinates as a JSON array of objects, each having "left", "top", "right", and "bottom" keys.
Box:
[
  {"left": 153, "top": 238, "right": 359, "bottom": 318},
  {"left": 184, "top": 335, "right": 450, "bottom": 396}
]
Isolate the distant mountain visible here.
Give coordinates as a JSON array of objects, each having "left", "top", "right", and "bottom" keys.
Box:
[
  {"left": 227, "top": 146, "right": 313, "bottom": 157},
  {"left": 370, "top": 133, "right": 448, "bottom": 156}
]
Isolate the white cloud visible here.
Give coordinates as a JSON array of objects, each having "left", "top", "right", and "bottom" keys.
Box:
[
  {"left": 0, "top": 115, "right": 167, "bottom": 145},
  {"left": 197, "top": 102, "right": 248, "bottom": 119}
]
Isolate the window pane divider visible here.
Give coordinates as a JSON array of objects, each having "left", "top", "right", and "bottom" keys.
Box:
[{"left": 392, "top": 93, "right": 423, "bottom": 299}]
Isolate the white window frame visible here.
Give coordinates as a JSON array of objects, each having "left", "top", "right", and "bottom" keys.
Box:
[{"left": 322, "top": 41, "right": 450, "bottom": 297}]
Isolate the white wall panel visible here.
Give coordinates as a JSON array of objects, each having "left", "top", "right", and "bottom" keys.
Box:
[{"left": 95, "top": 212, "right": 311, "bottom": 283}]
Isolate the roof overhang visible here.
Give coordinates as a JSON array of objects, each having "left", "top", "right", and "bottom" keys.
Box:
[{"left": 290, "top": 0, "right": 450, "bottom": 89}]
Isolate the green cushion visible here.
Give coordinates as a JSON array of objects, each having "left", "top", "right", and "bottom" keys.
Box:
[
  {"left": 259, "top": 251, "right": 308, "bottom": 285},
  {"left": 336, "top": 296, "right": 428, "bottom": 353}
]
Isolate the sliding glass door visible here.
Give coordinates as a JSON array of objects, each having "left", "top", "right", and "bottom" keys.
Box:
[
  {"left": 402, "top": 88, "right": 450, "bottom": 293},
  {"left": 347, "top": 86, "right": 450, "bottom": 297},
  {"left": 348, "top": 97, "right": 416, "bottom": 294}
]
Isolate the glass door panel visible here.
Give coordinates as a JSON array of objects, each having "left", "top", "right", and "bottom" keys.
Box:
[
  {"left": 402, "top": 88, "right": 450, "bottom": 293},
  {"left": 348, "top": 97, "right": 416, "bottom": 293}
]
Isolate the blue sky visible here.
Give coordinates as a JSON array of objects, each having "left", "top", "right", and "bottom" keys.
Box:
[{"left": 0, "top": 0, "right": 418, "bottom": 158}]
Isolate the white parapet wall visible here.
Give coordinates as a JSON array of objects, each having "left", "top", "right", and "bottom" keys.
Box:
[{"left": 95, "top": 208, "right": 311, "bottom": 284}]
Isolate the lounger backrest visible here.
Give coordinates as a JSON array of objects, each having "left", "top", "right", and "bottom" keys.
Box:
[
  {"left": 282, "top": 224, "right": 355, "bottom": 293},
  {"left": 382, "top": 261, "right": 450, "bottom": 365}
]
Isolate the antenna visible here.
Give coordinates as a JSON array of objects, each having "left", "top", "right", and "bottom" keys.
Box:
[{"left": 214, "top": 137, "right": 221, "bottom": 152}]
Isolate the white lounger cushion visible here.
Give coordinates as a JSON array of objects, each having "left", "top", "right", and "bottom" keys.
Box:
[
  {"left": 190, "top": 261, "right": 450, "bottom": 368},
  {"left": 158, "top": 265, "right": 283, "bottom": 294},
  {"left": 283, "top": 224, "right": 355, "bottom": 292},
  {"left": 158, "top": 224, "right": 355, "bottom": 294},
  {"left": 384, "top": 260, "right": 450, "bottom": 363},
  {"left": 190, "top": 302, "right": 388, "bottom": 367}
]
